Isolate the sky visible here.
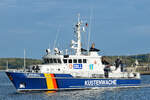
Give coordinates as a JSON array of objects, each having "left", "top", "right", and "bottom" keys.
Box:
[{"left": 0, "top": 0, "right": 150, "bottom": 59}]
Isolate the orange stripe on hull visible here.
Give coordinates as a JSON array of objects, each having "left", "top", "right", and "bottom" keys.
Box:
[{"left": 51, "top": 74, "right": 58, "bottom": 89}]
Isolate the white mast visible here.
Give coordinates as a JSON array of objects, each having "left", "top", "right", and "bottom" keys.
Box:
[
  {"left": 76, "top": 14, "right": 81, "bottom": 55},
  {"left": 24, "top": 49, "right": 26, "bottom": 70},
  {"left": 71, "top": 14, "right": 82, "bottom": 55}
]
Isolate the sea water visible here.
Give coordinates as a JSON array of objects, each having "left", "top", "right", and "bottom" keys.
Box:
[{"left": 0, "top": 71, "right": 150, "bottom": 100}]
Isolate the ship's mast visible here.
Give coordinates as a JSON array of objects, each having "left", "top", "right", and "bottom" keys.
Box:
[
  {"left": 71, "top": 14, "right": 82, "bottom": 55},
  {"left": 76, "top": 14, "right": 81, "bottom": 55}
]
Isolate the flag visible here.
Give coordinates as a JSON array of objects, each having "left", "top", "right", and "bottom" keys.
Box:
[{"left": 85, "top": 23, "right": 88, "bottom": 27}]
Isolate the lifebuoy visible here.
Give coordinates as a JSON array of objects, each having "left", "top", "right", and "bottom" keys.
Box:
[{"left": 69, "top": 64, "right": 73, "bottom": 69}]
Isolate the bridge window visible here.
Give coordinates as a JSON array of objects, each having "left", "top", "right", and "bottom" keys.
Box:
[
  {"left": 49, "top": 59, "right": 53, "bottom": 63},
  {"left": 47, "top": 59, "right": 49, "bottom": 63},
  {"left": 73, "top": 59, "right": 77, "bottom": 63},
  {"left": 69, "top": 59, "right": 72, "bottom": 63},
  {"left": 44, "top": 58, "right": 62, "bottom": 64},
  {"left": 63, "top": 59, "right": 67, "bottom": 63},
  {"left": 83, "top": 59, "right": 87, "bottom": 63},
  {"left": 44, "top": 59, "right": 48, "bottom": 63},
  {"left": 58, "top": 59, "right": 62, "bottom": 63},
  {"left": 53, "top": 59, "right": 57, "bottom": 63},
  {"left": 78, "top": 59, "right": 82, "bottom": 63}
]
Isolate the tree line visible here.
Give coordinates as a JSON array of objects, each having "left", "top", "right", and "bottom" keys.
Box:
[{"left": 0, "top": 54, "right": 150, "bottom": 70}]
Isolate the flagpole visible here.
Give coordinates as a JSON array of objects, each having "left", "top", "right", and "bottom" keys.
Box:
[
  {"left": 87, "top": 11, "right": 92, "bottom": 55},
  {"left": 24, "top": 49, "right": 26, "bottom": 71}
]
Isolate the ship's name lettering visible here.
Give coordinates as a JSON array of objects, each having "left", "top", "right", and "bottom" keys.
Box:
[
  {"left": 85, "top": 80, "right": 117, "bottom": 86},
  {"left": 25, "top": 73, "right": 41, "bottom": 78}
]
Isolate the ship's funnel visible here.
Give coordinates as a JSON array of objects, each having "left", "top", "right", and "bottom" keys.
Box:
[
  {"left": 89, "top": 43, "right": 100, "bottom": 52},
  {"left": 91, "top": 43, "right": 95, "bottom": 48}
]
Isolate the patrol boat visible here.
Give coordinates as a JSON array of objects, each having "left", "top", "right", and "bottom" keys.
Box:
[{"left": 6, "top": 15, "right": 141, "bottom": 91}]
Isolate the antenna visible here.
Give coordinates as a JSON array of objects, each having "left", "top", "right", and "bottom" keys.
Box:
[
  {"left": 24, "top": 49, "right": 26, "bottom": 71},
  {"left": 87, "top": 9, "right": 93, "bottom": 55},
  {"left": 53, "top": 25, "right": 61, "bottom": 53},
  {"left": 78, "top": 13, "right": 80, "bottom": 22},
  {"left": 49, "top": 43, "right": 51, "bottom": 50}
]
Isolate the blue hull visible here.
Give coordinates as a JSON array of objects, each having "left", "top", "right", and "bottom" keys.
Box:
[{"left": 6, "top": 72, "right": 141, "bottom": 91}]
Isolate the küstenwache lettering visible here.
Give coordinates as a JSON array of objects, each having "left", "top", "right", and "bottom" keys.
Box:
[{"left": 85, "top": 80, "right": 117, "bottom": 86}]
